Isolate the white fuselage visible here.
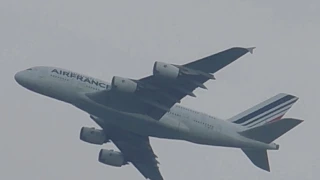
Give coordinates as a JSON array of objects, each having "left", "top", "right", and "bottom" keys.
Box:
[{"left": 14, "top": 66, "right": 277, "bottom": 150}]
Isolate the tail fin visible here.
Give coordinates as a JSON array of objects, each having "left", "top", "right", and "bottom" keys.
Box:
[
  {"left": 241, "top": 118, "right": 303, "bottom": 172},
  {"left": 228, "top": 93, "right": 299, "bottom": 128},
  {"left": 240, "top": 118, "right": 303, "bottom": 143},
  {"left": 242, "top": 149, "right": 270, "bottom": 171}
]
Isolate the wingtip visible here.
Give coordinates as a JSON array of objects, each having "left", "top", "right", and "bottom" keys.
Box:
[
  {"left": 293, "top": 118, "right": 304, "bottom": 124},
  {"left": 247, "top": 47, "right": 256, "bottom": 54}
]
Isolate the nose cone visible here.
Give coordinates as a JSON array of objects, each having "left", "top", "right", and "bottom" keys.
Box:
[
  {"left": 14, "top": 71, "right": 28, "bottom": 87},
  {"left": 15, "top": 71, "right": 23, "bottom": 84}
]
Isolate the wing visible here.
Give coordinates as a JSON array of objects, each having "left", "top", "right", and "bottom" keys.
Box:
[
  {"left": 91, "top": 116, "right": 163, "bottom": 180},
  {"left": 86, "top": 47, "right": 254, "bottom": 120},
  {"left": 183, "top": 47, "right": 255, "bottom": 73},
  {"left": 113, "top": 135, "right": 163, "bottom": 180}
]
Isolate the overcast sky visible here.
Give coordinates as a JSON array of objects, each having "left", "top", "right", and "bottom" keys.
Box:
[{"left": 1, "top": 0, "right": 319, "bottom": 179}]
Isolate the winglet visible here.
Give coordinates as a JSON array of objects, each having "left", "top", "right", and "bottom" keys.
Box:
[{"left": 247, "top": 47, "right": 256, "bottom": 54}]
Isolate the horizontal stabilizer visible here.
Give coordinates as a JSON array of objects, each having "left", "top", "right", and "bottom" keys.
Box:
[
  {"left": 240, "top": 118, "right": 303, "bottom": 143},
  {"left": 242, "top": 149, "right": 270, "bottom": 172}
]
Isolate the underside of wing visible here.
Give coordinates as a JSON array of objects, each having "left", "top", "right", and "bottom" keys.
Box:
[
  {"left": 183, "top": 47, "right": 255, "bottom": 73},
  {"left": 136, "top": 47, "right": 254, "bottom": 119},
  {"left": 92, "top": 116, "right": 163, "bottom": 180},
  {"left": 112, "top": 136, "right": 163, "bottom": 180},
  {"left": 86, "top": 47, "right": 254, "bottom": 120}
]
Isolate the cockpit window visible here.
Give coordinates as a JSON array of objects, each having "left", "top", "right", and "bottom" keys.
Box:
[{"left": 26, "top": 68, "right": 32, "bottom": 71}]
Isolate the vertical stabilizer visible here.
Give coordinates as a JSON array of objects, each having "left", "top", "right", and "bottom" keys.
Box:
[{"left": 228, "top": 93, "right": 299, "bottom": 128}]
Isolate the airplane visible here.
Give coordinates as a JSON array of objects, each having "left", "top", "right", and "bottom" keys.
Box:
[{"left": 14, "top": 47, "right": 303, "bottom": 180}]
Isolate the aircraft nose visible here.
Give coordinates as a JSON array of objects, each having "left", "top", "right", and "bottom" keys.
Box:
[{"left": 14, "top": 71, "right": 27, "bottom": 86}]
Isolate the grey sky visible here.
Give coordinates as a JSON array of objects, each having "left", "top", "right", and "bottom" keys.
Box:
[{"left": 1, "top": 0, "right": 319, "bottom": 179}]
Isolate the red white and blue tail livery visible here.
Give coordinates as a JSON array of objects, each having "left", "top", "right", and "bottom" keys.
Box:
[{"left": 228, "top": 93, "right": 299, "bottom": 128}]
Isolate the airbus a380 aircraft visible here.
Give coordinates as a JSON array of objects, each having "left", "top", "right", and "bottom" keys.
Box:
[{"left": 15, "top": 47, "right": 302, "bottom": 180}]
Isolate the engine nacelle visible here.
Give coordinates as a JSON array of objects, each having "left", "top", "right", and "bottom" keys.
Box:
[
  {"left": 98, "top": 149, "right": 126, "bottom": 167},
  {"left": 153, "top": 61, "right": 180, "bottom": 79},
  {"left": 111, "top": 76, "right": 138, "bottom": 93},
  {"left": 80, "top": 127, "right": 107, "bottom": 145}
]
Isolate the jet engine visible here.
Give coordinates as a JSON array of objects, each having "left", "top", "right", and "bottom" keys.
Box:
[
  {"left": 111, "top": 76, "right": 138, "bottom": 93},
  {"left": 153, "top": 61, "right": 180, "bottom": 79},
  {"left": 80, "top": 127, "right": 108, "bottom": 145},
  {"left": 98, "top": 149, "right": 126, "bottom": 167}
]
